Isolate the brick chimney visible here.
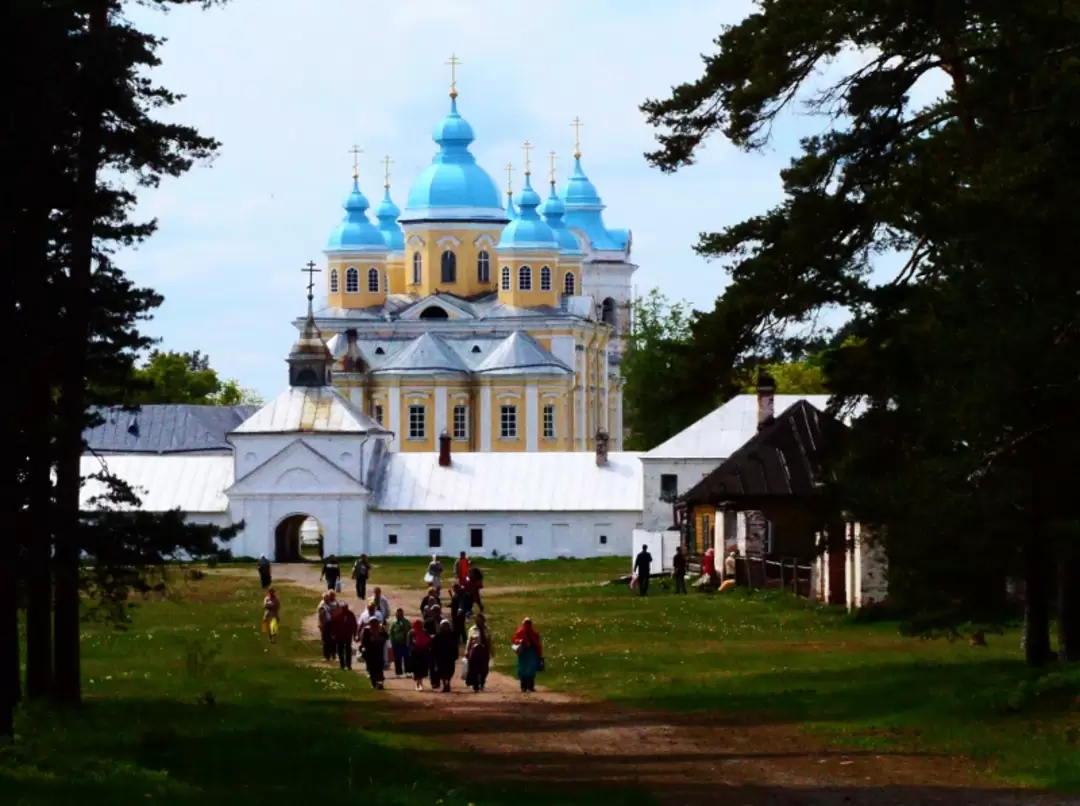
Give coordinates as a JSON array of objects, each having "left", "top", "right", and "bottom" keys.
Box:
[
  {"left": 756, "top": 368, "right": 776, "bottom": 431},
  {"left": 438, "top": 430, "right": 451, "bottom": 467},
  {"left": 595, "top": 428, "right": 610, "bottom": 467}
]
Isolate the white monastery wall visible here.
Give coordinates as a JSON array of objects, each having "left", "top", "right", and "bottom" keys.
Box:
[{"left": 641, "top": 457, "right": 721, "bottom": 531}]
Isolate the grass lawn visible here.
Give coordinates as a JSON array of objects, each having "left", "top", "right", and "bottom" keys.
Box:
[
  {"left": 0, "top": 572, "right": 649, "bottom": 806},
  {"left": 477, "top": 572, "right": 1080, "bottom": 791}
]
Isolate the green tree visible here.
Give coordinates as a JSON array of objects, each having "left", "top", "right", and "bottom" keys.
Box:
[
  {"left": 125, "top": 350, "right": 261, "bottom": 406},
  {"left": 641, "top": 1, "right": 1080, "bottom": 663}
]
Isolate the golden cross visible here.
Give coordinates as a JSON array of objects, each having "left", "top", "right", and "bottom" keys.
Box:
[
  {"left": 521, "top": 140, "right": 533, "bottom": 176},
  {"left": 349, "top": 144, "right": 363, "bottom": 179},
  {"left": 446, "top": 53, "right": 462, "bottom": 98},
  {"left": 381, "top": 155, "right": 393, "bottom": 189},
  {"left": 548, "top": 150, "right": 558, "bottom": 185},
  {"left": 505, "top": 162, "right": 514, "bottom": 196},
  {"left": 571, "top": 116, "right": 584, "bottom": 158},
  {"left": 302, "top": 260, "right": 320, "bottom": 301}
]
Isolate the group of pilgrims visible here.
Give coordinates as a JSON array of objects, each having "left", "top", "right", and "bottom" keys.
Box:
[{"left": 257, "top": 550, "right": 544, "bottom": 694}]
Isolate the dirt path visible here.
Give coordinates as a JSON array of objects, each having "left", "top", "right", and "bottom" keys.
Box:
[{"left": 272, "top": 564, "right": 1075, "bottom": 806}]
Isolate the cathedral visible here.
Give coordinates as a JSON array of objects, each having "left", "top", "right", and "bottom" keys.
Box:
[{"left": 309, "top": 69, "right": 635, "bottom": 454}]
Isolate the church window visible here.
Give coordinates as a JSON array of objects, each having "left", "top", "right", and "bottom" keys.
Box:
[
  {"left": 375, "top": 346, "right": 385, "bottom": 355},
  {"left": 428, "top": 527, "right": 442, "bottom": 548},
  {"left": 387, "top": 533, "right": 398, "bottom": 546},
  {"left": 345, "top": 267, "right": 359, "bottom": 293},
  {"left": 329, "top": 268, "right": 339, "bottom": 293},
  {"left": 367, "top": 267, "right": 380, "bottom": 293},
  {"left": 601, "top": 297, "right": 617, "bottom": 327},
  {"left": 412, "top": 252, "right": 422, "bottom": 284},
  {"left": 660, "top": 473, "right": 678, "bottom": 502},
  {"left": 452, "top": 405, "right": 468, "bottom": 440},
  {"left": 540, "top": 266, "right": 551, "bottom": 291},
  {"left": 518, "top": 265, "right": 532, "bottom": 291},
  {"left": 543, "top": 404, "right": 556, "bottom": 439},
  {"left": 470, "top": 528, "right": 484, "bottom": 548},
  {"left": 373, "top": 404, "right": 384, "bottom": 425},
  {"left": 384, "top": 271, "right": 389, "bottom": 293},
  {"left": 500, "top": 404, "right": 518, "bottom": 439},
  {"left": 477, "top": 250, "right": 491, "bottom": 284},
  {"left": 470, "top": 345, "right": 481, "bottom": 354},
  {"left": 563, "top": 271, "right": 575, "bottom": 296},
  {"left": 500, "top": 266, "right": 511, "bottom": 290},
  {"left": 440, "top": 250, "right": 457, "bottom": 283},
  {"left": 408, "top": 404, "right": 426, "bottom": 440}
]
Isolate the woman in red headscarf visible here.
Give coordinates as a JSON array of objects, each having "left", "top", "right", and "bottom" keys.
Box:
[
  {"left": 702, "top": 547, "right": 719, "bottom": 590},
  {"left": 407, "top": 618, "right": 432, "bottom": 692},
  {"left": 511, "top": 617, "right": 543, "bottom": 693}
]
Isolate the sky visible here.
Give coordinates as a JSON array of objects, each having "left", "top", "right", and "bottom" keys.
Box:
[{"left": 119, "top": 0, "right": 946, "bottom": 400}]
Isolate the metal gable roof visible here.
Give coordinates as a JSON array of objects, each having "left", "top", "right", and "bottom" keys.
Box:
[
  {"left": 84, "top": 405, "right": 259, "bottom": 454},
  {"left": 474, "top": 330, "right": 572, "bottom": 376},
  {"left": 372, "top": 451, "right": 643, "bottom": 512},
  {"left": 79, "top": 454, "right": 233, "bottom": 513},
  {"left": 370, "top": 332, "right": 471, "bottom": 375},
  {"left": 231, "top": 386, "right": 389, "bottom": 435}
]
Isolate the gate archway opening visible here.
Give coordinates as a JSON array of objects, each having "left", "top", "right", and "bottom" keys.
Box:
[{"left": 274, "top": 514, "right": 324, "bottom": 562}]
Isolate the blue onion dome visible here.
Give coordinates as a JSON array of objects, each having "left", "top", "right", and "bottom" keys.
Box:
[
  {"left": 375, "top": 187, "right": 405, "bottom": 251},
  {"left": 497, "top": 173, "right": 557, "bottom": 249},
  {"left": 560, "top": 155, "right": 620, "bottom": 251},
  {"left": 327, "top": 178, "right": 386, "bottom": 251},
  {"left": 401, "top": 97, "right": 506, "bottom": 221},
  {"left": 541, "top": 182, "right": 581, "bottom": 254}
]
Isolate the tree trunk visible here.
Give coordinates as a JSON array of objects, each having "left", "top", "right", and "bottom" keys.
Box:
[
  {"left": 53, "top": 1, "right": 109, "bottom": 707},
  {"left": 1058, "top": 541, "right": 1080, "bottom": 662},
  {"left": 1023, "top": 504, "right": 1053, "bottom": 667}
]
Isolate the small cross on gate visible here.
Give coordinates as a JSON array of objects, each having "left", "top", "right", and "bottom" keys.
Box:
[{"left": 302, "top": 260, "right": 320, "bottom": 301}]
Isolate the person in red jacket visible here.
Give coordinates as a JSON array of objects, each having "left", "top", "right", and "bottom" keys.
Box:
[{"left": 331, "top": 602, "right": 358, "bottom": 671}]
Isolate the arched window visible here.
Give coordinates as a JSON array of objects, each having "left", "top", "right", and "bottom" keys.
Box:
[
  {"left": 329, "top": 268, "right": 339, "bottom": 293},
  {"left": 367, "top": 267, "right": 380, "bottom": 293},
  {"left": 477, "top": 250, "right": 491, "bottom": 284},
  {"left": 540, "top": 265, "right": 552, "bottom": 291},
  {"left": 601, "top": 297, "right": 617, "bottom": 327},
  {"left": 345, "top": 267, "right": 359, "bottom": 293},
  {"left": 563, "top": 271, "right": 576, "bottom": 296},
  {"left": 419, "top": 306, "right": 449, "bottom": 320},
  {"left": 383, "top": 271, "right": 389, "bottom": 293},
  {"left": 518, "top": 265, "right": 532, "bottom": 291},
  {"left": 501, "top": 266, "right": 511, "bottom": 290},
  {"left": 412, "top": 252, "right": 422, "bottom": 285},
  {"left": 440, "top": 250, "right": 457, "bottom": 283}
]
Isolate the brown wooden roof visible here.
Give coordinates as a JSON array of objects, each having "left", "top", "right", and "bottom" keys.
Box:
[{"left": 680, "top": 399, "right": 847, "bottom": 507}]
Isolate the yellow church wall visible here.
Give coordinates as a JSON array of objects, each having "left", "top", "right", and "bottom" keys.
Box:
[
  {"left": 386, "top": 254, "right": 405, "bottom": 295},
  {"left": 399, "top": 389, "right": 435, "bottom": 452},
  {"left": 404, "top": 227, "right": 502, "bottom": 297},
  {"left": 495, "top": 255, "right": 562, "bottom": 309},
  {"left": 489, "top": 386, "right": 526, "bottom": 452},
  {"left": 326, "top": 258, "right": 388, "bottom": 310}
]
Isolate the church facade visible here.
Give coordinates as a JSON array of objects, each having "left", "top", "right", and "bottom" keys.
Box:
[{"left": 309, "top": 79, "right": 635, "bottom": 453}]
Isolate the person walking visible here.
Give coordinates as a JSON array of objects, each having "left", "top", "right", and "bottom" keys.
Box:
[
  {"left": 724, "top": 549, "right": 738, "bottom": 582},
  {"left": 431, "top": 619, "right": 459, "bottom": 693},
  {"left": 450, "top": 583, "right": 473, "bottom": 646},
  {"left": 465, "top": 612, "right": 493, "bottom": 692},
  {"left": 358, "top": 600, "right": 378, "bottom": 631},
  {"left": 408, "top": 619, "right": 432, "bottom": 692},
  {"left": 634, "top": 545, "right": 654, "bottom": 597},
  {"left": 371, "top": 586, "right": 391, "bottom": 623},
  {"left": 673, "top": 545, "right": 688, "bottom": 594},
  {"left": 388, "top": 607, "right": 411, "bottom": 677},
  {"left": 702, "top": 547, "right": 719, "bottom": 590},
  {"left": 351, "top": 554, "right": 370, "bottom": 600},
  {"left": 320, "top": 554, "right": 341, "bottom": 592},
  {"left": 333, "top": 602, "right": 357, "bottom": 670},
  {"left": 512, "top": 618, "right": 543, "bottom": 693},
  {"left": 359, "top": 615, "right": 388, "bottom": 689},
  {"left": 257, "top": 554, "right": 272, "bottom": 589},
  {"left": 316, "top": 592, "right": 335, "bottom": 661},
  {"left": 262, "top": 588, "right": 280, "bottom": 643},
  {"left": 454, "top": 551, "right": 470, "bottom": 586},
  {"left": 425, "top": 555, "right": 444, "bottom": 596},
  {"left": 419, "top": 587, "right": 440, "bottom": 619}
]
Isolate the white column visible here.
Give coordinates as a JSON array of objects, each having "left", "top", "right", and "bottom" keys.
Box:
[
  {"left": 480, "top": 386, "right": 492, "bottom": 451},
  {"left": 615, "top": 381, "right": 624, "bottom": 449},
  {"left": 602, "top": 342, "right": 610, "bottom": 432},
  {"left": 387, "top": 384, "right": 401, "bottom": 452},
  {"left": 525, "top": 382, "right": 539, "bottom": 451},
  {"left": 347, "top": 385, "right": 364, "bottom": 407},
  {"left": 434, "top": 386, "right": 448, "bottom": 439}
]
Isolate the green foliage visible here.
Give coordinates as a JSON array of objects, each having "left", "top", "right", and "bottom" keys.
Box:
[
  {"left": 741, "top": 357, "right": 827, "bottom": 394},
  {"left": 126, "top": 350, "right": 261, "bottom": 406},
  {"left": 639, "top": 0, "right": 1080, "bottom": 650}
]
